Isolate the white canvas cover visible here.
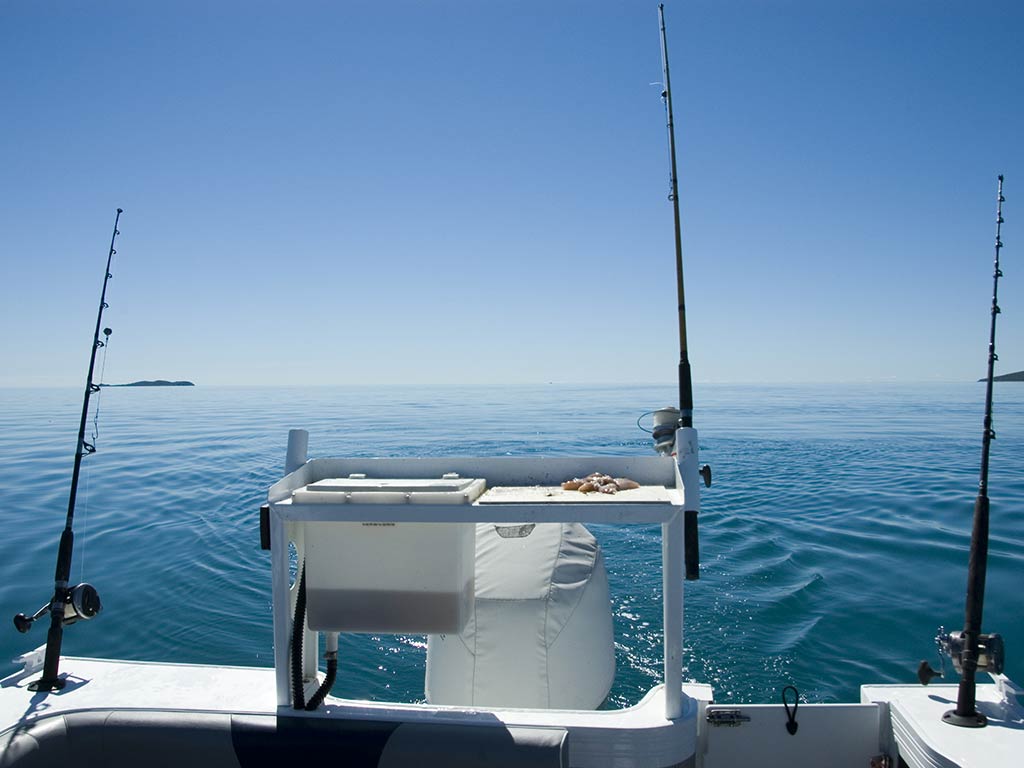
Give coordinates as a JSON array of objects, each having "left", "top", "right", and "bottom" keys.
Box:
[{"left": 425, "top": 522, "right": 615, "bottom": 709}]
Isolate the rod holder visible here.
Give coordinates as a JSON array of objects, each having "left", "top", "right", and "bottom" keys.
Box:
[{"left": 285, "top": 429, "right": 309, "bottom": 474}]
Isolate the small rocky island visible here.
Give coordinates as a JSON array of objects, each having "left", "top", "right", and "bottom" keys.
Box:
[
  {"left": 105, "top": 380, "right": 195, "bottom": 387},
  {"left": 980, "top": 370, "right": 1024, "bottom": 382}
]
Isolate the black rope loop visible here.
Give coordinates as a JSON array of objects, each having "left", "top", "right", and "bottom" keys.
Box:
[{"left": 782, "top": 685, "right": 799, "bottom": 735}]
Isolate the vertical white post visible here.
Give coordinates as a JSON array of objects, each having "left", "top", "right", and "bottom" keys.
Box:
[
  {"left": 271, "top": 511, "right": 291, "bottom": 707},
  {"left": 274, "top": 428, "right": 310, "bottom": 707},
  {"left": 665, "top": 425, "right": 700, "bottom": 720},
  {"left": 663, "top": 509, "right": 683, "bottom": 719},
  {"left": 285, "top": 429, "right": 309, "bottom": 474}
]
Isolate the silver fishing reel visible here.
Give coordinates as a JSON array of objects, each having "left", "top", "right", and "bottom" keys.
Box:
[
  {"left": 651, "top": 407, "right": 681, "bottom": 454},
  {"left": 13, "top": 583, "right": 102, "bottom": 633},
  {"left": 941, "top": 630, "right": 1005, "bottom": 676},
  {"left": 918, "top": 627, "right": 1005, "bottom": 685}
]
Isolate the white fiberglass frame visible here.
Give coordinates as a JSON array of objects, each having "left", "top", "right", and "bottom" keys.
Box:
[{"left": 266, "top": 428, "right": 702, "bottom": 721}]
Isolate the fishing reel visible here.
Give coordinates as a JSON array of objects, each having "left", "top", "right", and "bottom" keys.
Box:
[
  {"left": 942, "top": 630, "right": 1005, "bottom": 676},
  {"left": 651, "top": 407, "right": 680, "bottom": 454},
  {"left": 646, "top": 407, "right": 712, "bottom": 486},
  {"left": 13, "top": 583, "right": 102, "bottom": 633},
  {"left": 917, "top": 628, "right": 1005, "bottom": 684}
]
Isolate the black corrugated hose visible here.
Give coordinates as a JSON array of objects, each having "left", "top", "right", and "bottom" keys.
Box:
[{"left": 304, "top": 652, "right": 338, "bottom": 711}]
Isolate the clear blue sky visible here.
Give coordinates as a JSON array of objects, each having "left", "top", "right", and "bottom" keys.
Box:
[{"left": 2, "top": 1, "right": 1021, "bottom": 386}]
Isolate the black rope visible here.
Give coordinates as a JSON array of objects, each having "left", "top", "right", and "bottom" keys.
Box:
[{"left": 782, "top": 685, "right": 799, "bottom": 735}]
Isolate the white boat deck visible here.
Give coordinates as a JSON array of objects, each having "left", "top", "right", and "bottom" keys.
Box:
[
  {"left": 0, "top": 655, "right": 711, "bottom": 768},
  {"left": 7, "top": 657, "right": 1022, "bottom": 767},
  {"left": 863, "top": 680, "right": 1024, "bottom": 768},
  {"left": 1, "top": 656, "right": 278, "bottom": 722},
  {"left": 0, "top": 654, "right": 711, "bottom": 724}
]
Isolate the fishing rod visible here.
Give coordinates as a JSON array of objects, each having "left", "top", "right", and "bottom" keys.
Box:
[
  {"left": 13, "top": 208, "right": 122, "bottom": 692},
  {"left": 657, "top": 5, "right": 705, "bottom": 582},
  {"left": 658, "top": 3, "right": 693, "bottom": 431},
  {"left": 943, "top": 176, "right": 1006, "bottom": 728}
]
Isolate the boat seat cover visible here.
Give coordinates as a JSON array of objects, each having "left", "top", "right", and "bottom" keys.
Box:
[
  {"left": 426, "top": 522, "right": 615, "bottom": 709},
  {"left": 0, "top": 711, "right": 568, "bottom": 768},
  {"left": 378, "top": 722, "right": 567, "bottom": 768},
  {"left": 0, "top": 711, "right": 239, "bottom": 768}
]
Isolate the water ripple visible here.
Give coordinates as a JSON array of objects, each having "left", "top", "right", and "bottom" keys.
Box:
[{"left": 1, "top": 383, "right": 1021, "bottom": 706}]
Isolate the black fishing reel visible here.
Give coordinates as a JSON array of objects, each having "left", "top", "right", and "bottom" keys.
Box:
[{"left": 13, "top": 583, "right": 102, "bottom": 633}]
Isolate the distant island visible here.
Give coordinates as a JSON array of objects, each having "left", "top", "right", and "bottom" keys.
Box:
[
  {"left": 105, "top": 380, "right": 195, "bottom": 387},
  {"left": 979, "top": 370, "right": 1024, "bottom": 382}
]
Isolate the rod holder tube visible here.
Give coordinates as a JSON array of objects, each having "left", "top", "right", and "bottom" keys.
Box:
[{"left": 285, "top": 429, "right": 309, "bottom": 474}]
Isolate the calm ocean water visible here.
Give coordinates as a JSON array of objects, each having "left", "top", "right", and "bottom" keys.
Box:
[{"left": 0, "top": 383, "right": 1021, "bottom": 706}]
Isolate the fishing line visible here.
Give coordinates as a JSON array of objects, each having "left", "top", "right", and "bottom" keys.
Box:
[
  {"left": 91, "top": 331, "right": 111, "bottom": 448},
  {"left": 635, "top": 411, "right": 656, "bottom": 434},
  {"left": 80, "top": 462, "right": 90, "bottom": 583},
  {"left": 79, "top": 333, "right": 112, "bottom": 584}
]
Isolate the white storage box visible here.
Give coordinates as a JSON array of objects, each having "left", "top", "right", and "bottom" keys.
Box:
[{"left": 301, "top": 476, "right": 483, "bottom": 633}]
